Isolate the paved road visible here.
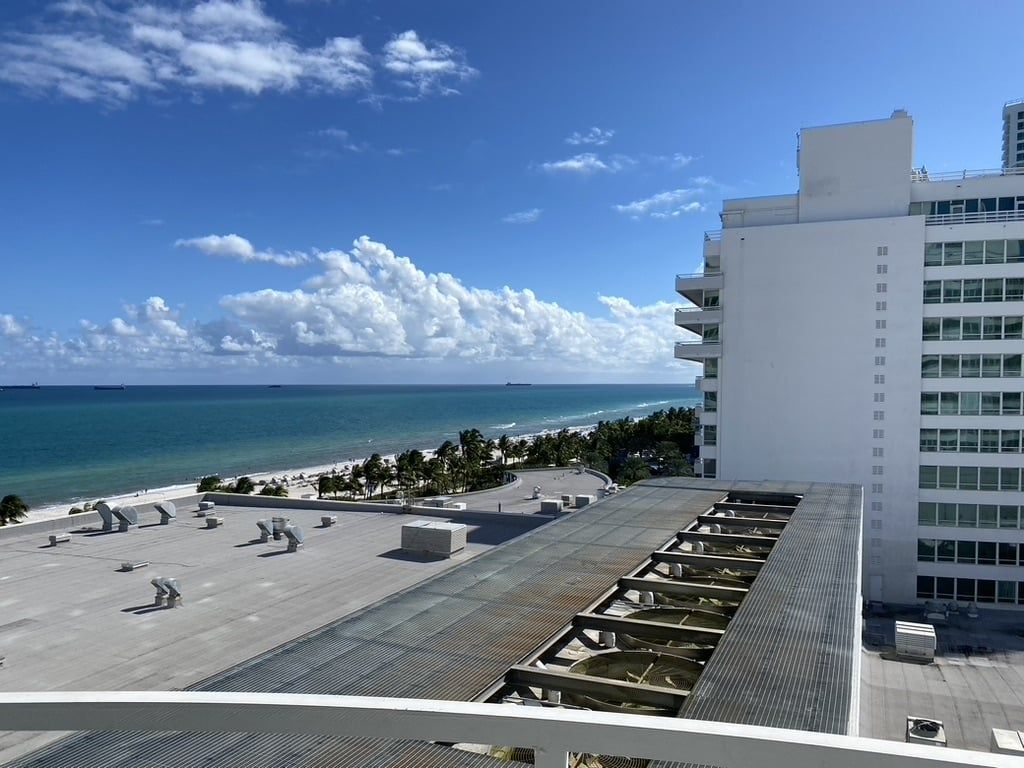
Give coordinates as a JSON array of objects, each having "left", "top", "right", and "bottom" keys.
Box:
[{"left": 458, "top": 468, "right": 606, "bottom": 514}]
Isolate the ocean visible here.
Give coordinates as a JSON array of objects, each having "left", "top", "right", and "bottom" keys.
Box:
[{"left": 0, "top": 384, "right": 698, "bottom": 509}]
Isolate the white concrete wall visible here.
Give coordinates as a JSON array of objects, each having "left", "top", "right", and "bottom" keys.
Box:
[
  {"left": 799, "top": 115, "right": 913, "bottom": 223},
  {"left": 717, "top": 215, "right": 924, "bottom": 603}
]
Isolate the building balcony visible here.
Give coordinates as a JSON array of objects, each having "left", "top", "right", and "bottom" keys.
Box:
[
  {"left": 700, "top": 444, "right": 718, "bottom": 460},
  {"left": 675, "top": 339, "right": 722, "bottom": 361},
  {"left": 703, "top": 231, "right": 721, "bottom": 265},
  {"left": 675, "top": 271, "right": 723, "bottom": 304},
  {"left": 698, "top": 375, "right": 718, "bottom": 392},
  {"left": 911, "top": 166, "right": 1024, "bottom": 183},
  {"left": 699, "top": 408, "right": 718, "bottom": 425},
  {"left": 675, "top": 305, "right": 723, "bottom": 332},
  {"left": 1, "top": 691, "right": 1009, "bottom": 768},
  {"left": 925, "top": 209, "right": 1024, "bottom": 226}
]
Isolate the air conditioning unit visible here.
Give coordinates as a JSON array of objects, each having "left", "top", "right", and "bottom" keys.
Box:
[
  {"left": 906, "top": 716, "right": 946, "bottom": 747},
  {"left": 895, "top": 621, "right": 936, "bottom": 662}
]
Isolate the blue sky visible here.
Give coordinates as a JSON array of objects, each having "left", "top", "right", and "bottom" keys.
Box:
[{"left": 0, "top": 0, "right": 1020, "bottom": 384}]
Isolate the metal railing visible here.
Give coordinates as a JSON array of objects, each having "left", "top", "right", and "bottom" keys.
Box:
[
  {"left": 676, "top": 339, "right": 721, "bottom": 347},
  {"left": 676, "top": 271, "right": 723, "bottom": 280},
  {"left": 925, "top": 210, "right": 1024, "bottom": 226},
  {"left": 0, "top": 691, "right": 1013, "bottom": 768},
  {"left": 911, "top": 166, "right": 1024, "bottom": 183},
  {"left": 704, "top": 230, "right": 723, "bottom": 242},
  {"left": 675, "top": 305, "right": 722, "bottom": 314}
]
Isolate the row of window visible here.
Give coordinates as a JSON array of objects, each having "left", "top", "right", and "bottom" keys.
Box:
[
  {"left": 919, "top": 501, "right": 1024, "bottom": 529},
  {"left": 912, "top": 199, "right": 1024, "bottom": 218},
  {"left": 703, "top": 359, "right": 718, "bottom": 379},
  {"left": 920, "top": 391, "right": 1024, "bottom": 416},
  {"left": 703, "top": 392, "right": 717, "bottom": 412},
  {"left": 919, "top": 465, "right": 1024, "bottom": 491},
  {"left": 919, "top": 538, "right": 1024, "bottom": 566},
  {"left": 923, "top": 239, "right": 1024, "bottom": 266},
  {"left": 922, "top": 315, "right": 1023, "bottom": 341},
  {"left": 702, "top": 425, "right": 717, "bottom": 446},
  {"left": 916, "top": 576, "right": 1023, "bottom": 605},
  {"left": 923, "top": 278, "right": 1024, "bottom": 304},
  {"left": 920, "top": 429, "right": 1024, "bottom": 454},
  {"left": 922, "top": 354, "right": 1023, "bottom": 378}
]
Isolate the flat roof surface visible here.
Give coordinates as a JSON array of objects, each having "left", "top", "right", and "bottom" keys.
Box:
[
  {"left": 9, "top": 481, "right": 717, "bottom": 768},
  {"left": 861, "top": 612, "right": 1024, "bottom": 751},
  {"left": 0, "top": 502, "right": 540, "bottom": 764},
  {"left": 9, "top": 479, "right": 864, "bottom": 768},
  {"left": 457, "top": 467, "right": 605, "bottom": 514}
]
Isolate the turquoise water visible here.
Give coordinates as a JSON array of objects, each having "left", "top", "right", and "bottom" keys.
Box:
[{"left": 0, "top": 385, "right": 698, "bottom": 508}]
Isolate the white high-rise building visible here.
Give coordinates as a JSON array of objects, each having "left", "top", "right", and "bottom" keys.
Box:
[
  {"left": 1002, "top": 98, "right": 1024, "bottom": 170},
  {"left": 676, "top": 107, "right": 1024, "bottom": 607}
]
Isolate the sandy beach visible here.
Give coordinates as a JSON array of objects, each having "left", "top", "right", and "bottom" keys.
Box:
[{"left": 20, "top": 424, "right": 598, "bottom": 526}]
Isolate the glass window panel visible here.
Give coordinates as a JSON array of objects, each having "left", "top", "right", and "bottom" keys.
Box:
[
  {"left": 921, "top": 355, "right": 940, "bottom": 377},
  {"left": 923, "top": 281, "right": 942, "bottom": 303},
  {"left": 964, "top": 241, "right": 985, "bottom": 264},
  {"left": 999, "top": 542, "right": 1018, "bottom": 565},
  {"left": 958, "top": 504, "right": 977, "bottom": 527},
  {"left": 966, "top": 198, "right": 979, "bottom": 214},
  {"left": 977, "top": 580, "right": 996, "bottom": 604},
  {"left": 986, "top": 239, "right": 1007, "bottom": 263},
  {"left": 937, "top": 503, "right": 957, "bottom": 525},
  {"left": 1004, "top": 354, "right": 1022, "bottom": 377},
  {"left": 917, "top": 576, "right": 934, "bottom": 599},
  {"left": 918, "top": 501, "right": 937, "bottom": 526},
  {"left": 917, "top": 539, "right": 937, "bottom": 561},
  {"left": 984, "top": 278, "right": 1004, "bottom": 302},
  {"left": 937, "top": 540, "right": 956, "bottom": 562},
  {"left": 961, "top": 317, "right": 981, "bottom": 340},
  {"left": 942, "top": 317, "right": 962, "bottom": 340},
  {"left": 980, "top": 198, "right": 997, "bottom": 212},
  {"left": 1008, "top": 240, "right": 1023, "bottom": 263},
  {"left": 956, "top": 578, "right": 976, "bottom": 601},
  {"left": 941, "top": 355, "right": 961, "bottom": 377},
  {"left": 1003, "top": 392, "right": 1022, "bottom": 415},
  {"left": 982, "top": 393, "right": 1001, "bottom": 415},
  {"left": 1000, "top": 505, "right": 1020, "bottom": 529},
  {"left": 980, "top": 467, "right": 1000, "bottom": 490},
  {"left": 936, "top": 201, "right": 951, "bottom": 215},
  {"left": 704, "top": 359, "right": 718, "bottom": 378},
  {"left": 983, "top": 355, "right": 1003, "bottom": 377},
  {"left": 703, "top": 325, "right": 719, "bottom": 342},
  {"left": 962, "top": 278, "right": 983, "bottom": 302},
  {"left": 1002, "top": 430, "right": 1021, "bottom": 453},
  {"left": 978, "top": 541, "right": 997, "bottom": 564},
  {"left": 919, "top": 465, "right": 938, "bottom": 489},
  {"left": 943, "top": 280, "right": 962, "bottom": 302},
  {"left": 998, "top": 581, "right": 1017, "bottom": 603},
  {"left": 956, "top": 540, "right": 976, "bottom": 564},
  {"left": 924, "top": 243, "right": 943, "bottom": 266},
  {"left": 983, "top": 316, "right": 1002, "bottom": 340},
  {"left": 920, "top": 429, "right": 938, "bottom": 452},
  {"left": 1020, "top": 582, "right": 1024, "bottom": 605},
  {"left": 1005, "top": 316, "right": 1022, "bottom": 339},
  {"left": 943, "top": 241, "right": 963, "bottom": 264},
  {"left": 923, "top": 318, "right": 940, "bottom": 341},
  {"left": 1006, "top": 278, "right": 1024, "bottom": 301},
  {"left": 961, "top": 355, "right": 980, "bottom": 377},
  {"left": 939, "top": 465, "right": 958, "bottom": 489},
  {"left": 921, "top": 393, "right": 938, "bottom": 415},
  {"left": 937, "top": 577, "right": 956, "bottom": 600},
  {"left": 940, "top": 392, "right": 959, "bottom": 415},
  {"left": 1001, "top": 467, "right": 1020, "bottom": 491},
  {"left": 959, "top": 466, "right": 979, "bottom": 490},
  {"left": 999, "top": 197, "right": 1016, "bottom": 212},
  {"left": 959, "top": 430, "right": 978, "bottom": 452},
  {"left": 939, "top": 429, "right": 958, "bottom": 451},
  {"left": 981, "top": 429, "right": 1001, "bottom": 452},
  {"left": 979, "top": 506, "right": 998, "bottom": 529},
  {"left": 960, "top": 392, "right": 980, "bottom": 415}
]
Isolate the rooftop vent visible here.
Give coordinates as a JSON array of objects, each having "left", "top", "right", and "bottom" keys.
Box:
[
  {"left": 283, "top": 524, "right": 304, "bottom": 553},
  {"left": 151, "top": 577, "right": 182, "bottom": 608},
  {"left": 906, "top": 716, "right": 946, "bottom": 747},
  {"left": 154, "top": 501, "right": 176, "bottom": 525}
]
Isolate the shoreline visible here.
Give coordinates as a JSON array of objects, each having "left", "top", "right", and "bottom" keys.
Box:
[{"left": 21, "top": 423, "right": 600, "bottom": 525}]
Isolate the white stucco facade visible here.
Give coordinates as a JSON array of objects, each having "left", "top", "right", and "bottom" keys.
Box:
[{"left": 676, "top": 108, "right": 1024, "bottom": 607}]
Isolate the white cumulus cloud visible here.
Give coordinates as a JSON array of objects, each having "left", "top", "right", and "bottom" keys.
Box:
[
  {"left": 502, "top": 208, "right": 542, "bottom": 224},
  {"left": 540, "top": 153, "right": 612, "bottom": 175},
  {"left": 614, "top": 188, "right": 707, "bottom": 219},
  {"left": 0, "top": 315, "right": 26, "bottom": 338},
  {"left": 0, "top": 3, "right": 474, "bottom": 104},
  {"left": 176, "top": 233, "right": 311, "bottom": 267},
  {"left": 566, "top": 127, "right": 614, "bottom": 146}
]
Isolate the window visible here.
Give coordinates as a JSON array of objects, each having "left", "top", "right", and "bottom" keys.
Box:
[
  {"left": 874, "top": 337, "right": 886, "bottom": 348},
  {"left": 922, "top": 355, "right": 939, "bottom": 377},
  {"left": 918, "top": 502, "right": 937, "bottom": 525},
  {"left": 958, "top": 504, "right": 977, "bottom": 528},
  {"left": 960, "top": 391, "right": 980, "bottom": 415},
  {"left": 964, "top": 241, "right": 984, "bottom": 265},
  {"left": 923, "top": 281, "right": 941, "bottom": 303},
  {"left": 1006, "top": 316, "right": 1023, "bottom": 339},
  {"left": 939, "top": 465, "right": 958, "bottom": 489},
  {"left": 919, "top": 465, "right": 937, "bottom": 489},
  {"left": 873, "top": 428, "right": 884, "bottom": 438},
  {"left": 941, "top": 317, "right": 960, "bottom": 340},
  {"left": 943, "top": 280, "right": 962, "bottom": 303},
  {"left": 873, "top": 392, "right": 885, "bottom": 402},
  {"left": 959, "top": 466, "right": 978, "bottom": 490},
  {"left": 871, "top": 502, "right": 882, "bottom": 513},
  {"left": 871, "top": 483, "right": 883, "bottom": 493},
  {"left": 957, "top": 578, "right": 976, "bottom": 602},
  {"left": 920, "top": 392, "right": 938, "bottom": 415},
  {"left": 923, "top": 318, "right": 940, "bottom": 340},
  {"left": 962, "top": 316, "right": 981, "bottom": 340},
  {"left": 917, "top": 576, "right": 934, "bottom": 599},
  {"left": 959, "top": 429, "right": 978, "bottom": 452},
  {"left": 938, "top": 503, "right": 957, "bottom": 526},
  {"left": 1001, "top": 467, "right": 1020, "bottom": 491},
  {"left": 939, "top": 392, "right": 958, "bottom": 415},
  {"left": 1007, "top": 278, "right": 1024, "bottom": 301},
  {"left": 982, "top": 355, "right": 1002, "bottom": 377},
  {"left": 703, "top": 359, "right": 718, "bottom": 379},
  {"left": 874, "top": 374, "right": 885, "bottom": 384},
  {"left": 917, "top": 539, "right": 936, "bottom": 561},
  {"left": 924, "top": 244, "right": 943, "bottom": 266},
  {"left": 876, "top": 283, "right": 887, "bottom": 293},
  {"left": 872, "top": 446, "right": 884, "bottom": 457},
  {"left": 936, "top": 577, "right": 955, "bottom": 600},
  {"left": 961, "top": 355, "right": 980, "bottom": 377},
  {"left": 873, "top": 410, "right": 885, "bottom": 421},
  {"left": 978, "top": 541, "right": 996, "bottom": 565},
  {"left": 998, "top": 581, "right": 1017, "bottom": 604},
  {"left": 872, "top": 465, "right": 884, "bottom": 476},
  {"left": 1004, "top": 354, "right": 1022, "bottom": 377},
  {"left": 1004, "top": 392, "right": 1022, "bottom": 415},
  {"left": 982, "top": 392, "right": 1001, "bottom": 415},
  {"left": 1009, "top": 240, "right": 1023, "bottom": 263},
  {"left": 875, "top": 319, "right": 886, "bottom": 330},
  {"left": 986, "top": 240, "right": 1007, "bottom": 264},
  {"left": 874, "top": 356, "right": 886, "bottom": 366},
  {"left": 1000, "top": 505, "right": 1020, "bottom": 529},
  {"left": 877, "top": 246, "right": 889, "bottom": 257},
  {"left": 999, "top": 542, "right": 1018, "bottom": 566},
  {"left": 944, "top": 242, "right": 963, "bottom": 265},
  {"left": 979, "top": 506, "right": 998, "bottom": 529},
  {"left": 983, "top": 316, "right": 1003, "bottom": 339},
  {"left": 980, "top": 466, "right": 1000, "bottom": 490},
  {"left": 984, "top": 278, "right": 1004, "bottom": 302},
  {"left": 876, "top": 264, "right": 888, "bottom": 274},
  {"left": 962, "top": 278, "right": 983, "bottom": 302},
  {"left": 939, "top": 429, "right": 958, "bottom": 452}
]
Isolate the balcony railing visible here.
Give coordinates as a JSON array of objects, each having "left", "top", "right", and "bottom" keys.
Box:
[
  {"left": 676, "top": 271, "right": 723, "bottom": 280},
  {"left": 912, "top": 166, "right": 1024, "bottom": 183},
  {"left": 925, "top": 209, "right": 1024, "bottom": 226},
  {"left": 0, "top": 691, "right": 1012, "bottom": 768},
  {"left": 704, "top": 229, "right": 722, "bottom": 242}
]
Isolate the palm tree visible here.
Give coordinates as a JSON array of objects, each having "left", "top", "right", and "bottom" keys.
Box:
[
  {"left": 497, "top": 434, "right": 511, "bottom": 466},
  {"left": 0, "top": 495, "right": 28, "bottom": 526}
]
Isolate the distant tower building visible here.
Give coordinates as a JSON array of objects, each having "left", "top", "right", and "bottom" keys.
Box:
[{"left": 1003, "top": 98, "right": 1024, "bottom": 170}]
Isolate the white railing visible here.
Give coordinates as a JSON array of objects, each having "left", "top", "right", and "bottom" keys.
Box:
[
  {"left": 925, "top": 210, "right": 1024, "bottom": 226},
  {"left": 912, "top": 167, "right": 1024, "bottom": 183},
  {"left": 676, "top": 271, "right": 723, "bottom": 280},
  {"left": 0, "top": 692, "right": 1015, "bottom": 768},
  {"left": 704, "top": 229, "right": 723, "bottom": 242}
]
